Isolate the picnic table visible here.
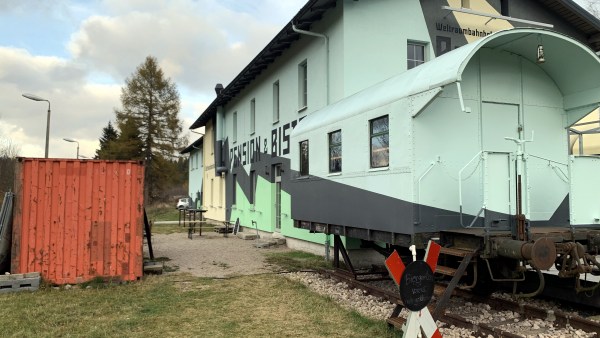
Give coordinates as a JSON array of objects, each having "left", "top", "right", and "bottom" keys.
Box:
[{"left": 178, "top": 208, "right": 207, "bottom": 239}]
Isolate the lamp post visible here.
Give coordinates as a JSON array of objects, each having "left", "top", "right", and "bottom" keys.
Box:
[
  {"left": 22, "top": 93, "right": 51, "bottom": 158},
  {"left": 63, "top": 138, "right": 79, "bottom": 159}
]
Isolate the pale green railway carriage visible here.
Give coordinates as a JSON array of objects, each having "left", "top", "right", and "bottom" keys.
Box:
[{"left": 290, "top": 28, "right": 600, "bottom": 299}]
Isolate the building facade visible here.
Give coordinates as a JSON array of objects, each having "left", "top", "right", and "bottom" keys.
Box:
[
  {"left": 180, "top": 136, "right": 204, "bottom": 208},
  {"left": 191, "top": 0, "right": 600, "bottom": 252}
]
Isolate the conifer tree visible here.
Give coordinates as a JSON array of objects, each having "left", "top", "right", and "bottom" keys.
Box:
[
  {"left": 114, "top": 56, "right": 185, "bottom": 202},
  {"left": 95, "top": 121, "right": 119, "bottom": 159}
]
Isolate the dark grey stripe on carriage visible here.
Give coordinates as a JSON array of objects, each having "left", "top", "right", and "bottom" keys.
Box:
[
  {"left": 221, "top": 138, "right": 571, "bottom": 235},
  {"left": 288, "top": 173, "right": 571, "bottom": 236}
]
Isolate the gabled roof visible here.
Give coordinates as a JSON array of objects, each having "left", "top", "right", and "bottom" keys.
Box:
[
  {"left": 190, "top": 0, "right": 336, "bottom": 129},
  {"left": 190, "top": 0, "right": 600, "bottom": 130},
  {"left": 540, "top": 0, "right": 600, "bottom": 50},
  {"left": 180, "top": 136, "right": 203, "bottom": 154}
]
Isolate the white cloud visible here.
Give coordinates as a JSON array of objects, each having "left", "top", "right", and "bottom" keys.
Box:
[{"left": 0, "top": 0, "right": 306, "bottom": 158}]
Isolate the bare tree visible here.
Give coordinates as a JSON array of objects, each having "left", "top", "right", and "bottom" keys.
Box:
[{"left": 0, "top": 137, "right": 20, "bottom": 196}]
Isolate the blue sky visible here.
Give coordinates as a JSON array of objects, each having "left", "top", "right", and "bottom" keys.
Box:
[
  {"left": 0, "top": 0, "right": 595, "bottom": 158},
  {"left": 0, "top": 0, "right": 305, "bottom": 158}
]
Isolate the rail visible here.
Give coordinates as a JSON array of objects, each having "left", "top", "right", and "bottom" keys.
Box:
[
  {"left": 415, "top": 159, "right": 439, "bottom": 224},
  {"left": 319, "top": 268, "right": 600, "bottom": 336}
]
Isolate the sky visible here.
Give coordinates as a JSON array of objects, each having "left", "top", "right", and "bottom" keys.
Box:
[
  {"left": 0, "top": 0, "right": 306, "bottom": 159},
  {"left": 0, "top": 0, "right": 594, "bottom": 159}
]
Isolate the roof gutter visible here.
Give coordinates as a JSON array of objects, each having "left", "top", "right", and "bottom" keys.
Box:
[{"left": 292, "top": 24, "right": 330, "bottom": 105}]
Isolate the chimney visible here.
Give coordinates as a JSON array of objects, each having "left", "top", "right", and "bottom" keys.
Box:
[{"left": 215, "top": 83, "right": 224, "bottom": 95}]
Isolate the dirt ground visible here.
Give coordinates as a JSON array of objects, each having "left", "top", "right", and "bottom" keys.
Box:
[{"left": 149, "top": 231, "right": 292, "bottom": 278}]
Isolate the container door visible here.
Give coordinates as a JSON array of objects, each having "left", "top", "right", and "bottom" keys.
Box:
[{"left": 482, "top": 102, "right": 519, "bottom": 227}]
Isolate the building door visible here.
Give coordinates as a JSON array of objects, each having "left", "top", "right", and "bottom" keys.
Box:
[
  {"left": 274, "top": 164, "right": 282, "bottom": 232},
  {"left": 481, "top": 102, "right": 520, "bottom": 228}
]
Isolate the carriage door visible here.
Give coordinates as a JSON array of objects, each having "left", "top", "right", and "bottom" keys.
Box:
[
  {"left": 274, "top": 164, "right": 282, "bottom": 232},
  {"left": 482, "top": 102, "right": 520, "bottom": 228}
]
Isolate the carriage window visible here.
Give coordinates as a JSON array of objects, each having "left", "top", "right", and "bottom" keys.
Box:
[
  {"left": 370, "top": 116, "right": 389, "bottom": 168},
  {"left": 329, "top": 130, "right": 342, "bottom": 173},
  {"left": 300, "top": 140, "right": 309, "bottom": 176}
]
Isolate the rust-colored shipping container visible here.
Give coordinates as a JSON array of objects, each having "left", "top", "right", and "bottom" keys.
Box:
[{"left": 11, "top": 158, "right": 144, "bottom": 284}]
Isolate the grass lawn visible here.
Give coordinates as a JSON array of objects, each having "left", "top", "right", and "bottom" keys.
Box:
[
  {"left": 145, "top": 205, "right": 180, "bottom": 222},
  {"left": 0, "top": 273, "right": 398, "bottom": 337}
]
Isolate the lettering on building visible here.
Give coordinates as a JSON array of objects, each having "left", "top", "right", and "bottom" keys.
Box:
[
  {"left": 435, "top": 22, "right": 493, "bottom": 37},
  {"left": 229, "top": 116, "right": 305, "bottom": 169}
]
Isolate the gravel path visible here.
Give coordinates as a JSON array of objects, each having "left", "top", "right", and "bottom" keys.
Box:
[{"left": 150, "top": 232, "right": 291, "bottom": 278}]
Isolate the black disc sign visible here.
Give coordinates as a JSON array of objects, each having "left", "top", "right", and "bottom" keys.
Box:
[{"left": 399, "top": 260, "right": 435, "bottom": 311}]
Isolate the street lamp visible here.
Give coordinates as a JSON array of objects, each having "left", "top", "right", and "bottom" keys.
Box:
[
  {"left": 22, "top": 93, "right": 51, "bottom": 158},
  {"left": 63, "top": 138, "right": 79, "bottom": 159}
]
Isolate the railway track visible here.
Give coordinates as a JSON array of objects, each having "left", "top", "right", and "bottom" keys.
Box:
[{"left": 317, "top": 269, "right": 600, "bottom": 337}]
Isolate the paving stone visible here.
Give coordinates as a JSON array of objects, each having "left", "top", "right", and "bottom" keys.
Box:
[{"left": 237, "top": 232, "right": 258, "bottom": 240}]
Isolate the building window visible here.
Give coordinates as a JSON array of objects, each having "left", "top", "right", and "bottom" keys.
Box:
[
  {"left": 249, "top": 170, "right": 255, "bottom": 205},
  {"left": 299, "top": 140, "right": 309, "bottom": 176},
  {"left": 298, "top": 60, "right": 307, "bottom": 109},
  {"left": 211, "top": 178, "right": 214, "bottom": 206},
  {"left": 220, "top": 178, "right": 224, "bottom": 207},
  {"left": 501, "top": 0, "right": 509, "bottom": 16},
  {"left": 370, "top": 115, "right": 389, "bottom": 168},
  {"left": 250, "top": 99, "right": 256, "bottom": 135},
  {"left": 407, "top": 42, "right": 425, "bottom": 69},
  {"left": 232, "top": 174, "right": 237, "bottom": 205},
  {"left": 329, "top": 130, "right": 342, "bottom": 173},
  {"left": 273, "top": 81, "right": 280, "bottom": 123},
  {"left": 233, "top": 111, "right": 238, "bottom": 143}
]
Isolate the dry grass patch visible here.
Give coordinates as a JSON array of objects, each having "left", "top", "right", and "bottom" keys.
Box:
[{"left": 0, "top": 273, "right": 397, "bottom": 338}]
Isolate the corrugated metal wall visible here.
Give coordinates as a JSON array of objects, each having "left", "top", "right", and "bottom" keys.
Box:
[{"left": 12, "top": 158, "right": 145, "bottom": 284}]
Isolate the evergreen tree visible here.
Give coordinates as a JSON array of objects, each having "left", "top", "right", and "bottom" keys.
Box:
[
  {"left": 95, "top": 121, "right": 119, "bottom": 159},
  {"left": 114, "top": 56, "right": 185, "bottom": 202},
  {"left": 113, "top": 117, "right": 144, "bottom": 160}
]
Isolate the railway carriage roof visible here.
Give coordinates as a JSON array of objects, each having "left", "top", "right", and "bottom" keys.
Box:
[{"left": 291, "top": 28, "right": 600, "bottom": 136}]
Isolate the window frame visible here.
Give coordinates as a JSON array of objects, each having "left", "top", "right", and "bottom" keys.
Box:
[
  {"left": 250, "top": 98, "right": 256, "bottom": 135},
  {"left": 407, "top": 41, "right": 426, "bottom": 70},
  {"left": 500, "top": 0, "right": 509, "bottom": 16},
  {"left": 233, "top": 111, "right": 237, "bottom": 143},
  {"left": 369, "top": 115, "right": 389, "bottom": 169},
  {"left": 249, "top": 170, "right": 255, "bottom": 205},
  {"left": 328, "top": 130, "right": 342, "bottom": 173},
  {"left": 273, "top": 81, "right": 280, "bottom": 123},
  {"left": 298, "top": 60, "right": 308, "bottom": 110},
  {"left": 299, "top": 140, "right": 309, "bottom": 177},
  {"left": 232, "top": 174, "right": 237, "bottom": 206}
]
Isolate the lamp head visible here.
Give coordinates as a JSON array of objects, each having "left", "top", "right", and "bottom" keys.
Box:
[
  {"left": 537, "top": 44, "right": 545, "bottom": 64},
  {"left": 63, "top": 138, "right": 77, "bottom": 143},
  {"left": 22, "top": 93, "right": 48, "bottom": 101}
]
